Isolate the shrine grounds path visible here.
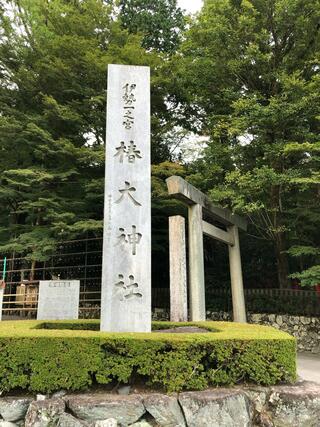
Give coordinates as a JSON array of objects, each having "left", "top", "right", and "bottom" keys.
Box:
[{"left": 297, "top": 352, "right": 320, "bottom": 383}]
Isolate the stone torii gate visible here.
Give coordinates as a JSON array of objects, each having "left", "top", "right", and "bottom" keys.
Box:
[{"left": 166, "top": 176, "right": 247, "bottom": 323}]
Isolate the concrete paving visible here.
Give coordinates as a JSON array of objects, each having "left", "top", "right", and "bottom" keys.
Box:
[{"left": 297, "top": 352, "right": 320, "bottom": 383}]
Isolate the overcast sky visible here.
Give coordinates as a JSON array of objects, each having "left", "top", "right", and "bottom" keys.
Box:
[{"left": 177, "top": 0, "right": 203, "bottom": 14}]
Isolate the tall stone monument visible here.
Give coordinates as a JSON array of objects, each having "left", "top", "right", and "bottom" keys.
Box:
[{"left": 101, "top": 64, "right": 151, "bottom": 332}]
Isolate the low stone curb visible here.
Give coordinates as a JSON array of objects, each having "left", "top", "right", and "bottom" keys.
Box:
[
  {"left": 66, "top": 395, "right": 145, "bottom": 425},
  {"left": 0, "top": 381, "right": 319, "bottom": 426}
]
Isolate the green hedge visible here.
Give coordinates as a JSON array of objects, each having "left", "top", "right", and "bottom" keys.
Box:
[{"left": 0, "top": 320, "right": 296, "bottom": 393}]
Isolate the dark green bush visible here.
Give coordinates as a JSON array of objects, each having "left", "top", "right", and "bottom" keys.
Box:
[{"left": 0, "top": 320, "right": 296, "bottom": 393}]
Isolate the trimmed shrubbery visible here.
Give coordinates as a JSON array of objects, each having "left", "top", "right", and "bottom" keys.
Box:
[{"left": 0, "top": 320, "right": 296, "bottom": 393}]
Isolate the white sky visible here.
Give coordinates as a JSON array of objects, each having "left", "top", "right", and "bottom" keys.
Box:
[{"left": 178, "top": 0, "right": 203, "bottom": 14}]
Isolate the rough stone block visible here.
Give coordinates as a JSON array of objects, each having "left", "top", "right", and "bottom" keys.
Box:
[
  {"left": 66, "top": 394, "right": 145, "bottom": 425},
  {"left": 179, "top": 389, "right": 251, "bottom": 427},
  {"left": 0, "top": 397, "right": 31, "bottom": 422},
  {"left": 276, "top": 315, "right": 283, "bottom": 326},
  {"left": 269, "top": 314, "right": 276, "bottom": 323},
  {"left": 251, "top": 314, "right": 262, "bottom": 323},
  {"left": 25, "top": 398, "right": 65, "bottom": 427},
  {"left": 57, "top": 413, "right": 88, "bottom": 426},
  {"left": 143, "top": 393, "right": 186, "bottom": 426},
  {"left": 95, "top": 419, "right": 118, "bottom": 427},
  {"left": 129, "top": 421, "right": 153, "bottom": 427},
  {"left": 255, "top": 412, "right": 274, "bottom": 427},
  {"left": 268, "top": 382, "right": 320, "bottom": 427}
]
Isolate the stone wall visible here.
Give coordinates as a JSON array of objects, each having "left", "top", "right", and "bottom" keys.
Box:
[
  {"left": 152, "top": 308, "right": 320, "bottom": 354},
  {"left": 206, "top": 311, "right": 320, "bottom": 354},
  {"left": 1, "top": 382, "right": 319, "bottom": 427}
]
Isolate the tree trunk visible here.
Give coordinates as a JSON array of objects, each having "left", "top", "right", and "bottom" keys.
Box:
[
  {"left": 29, "top": 260, "right": 36, "bottom": 282},
  {"left": 275, "top": 232, "right": 289, "bottom": 289},
  {"left": 271, "top": 182, "right": 289, "bottom": 289}
]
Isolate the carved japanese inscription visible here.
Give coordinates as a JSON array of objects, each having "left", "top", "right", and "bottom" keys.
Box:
[
  {"left": 116, "top": 226, "right": 142, "bottom": 255},
  {"left": 115, "top": 181, "right": 141, "bottom": 206},
  {"left": 101, "top": 64, "right": 151, "bottom": 332},
  {"left": 114, "top": 141, "right": 142, "bottom": 164},
  {"left": 122, "top": 83, "right": 136, "bottom": 129},
  {"left": 114, "top": 274, "right": 142, "bottom": 301}
]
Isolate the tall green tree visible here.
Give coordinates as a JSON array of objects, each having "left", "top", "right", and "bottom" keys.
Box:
[
  {"left": 177, "top": 0, "right": 320, "bottom": 288},
  {"left": 119, "top": 0, "right": 185, "bottom": 53},
  {"left": 0, "top": 0, "right": 168, "bottom": 275}
]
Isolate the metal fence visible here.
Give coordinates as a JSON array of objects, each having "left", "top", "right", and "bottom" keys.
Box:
[
  {"left": 1, "top": 238, "right": 319, "bottom": 318},
  {"left": 1, "top": 286, "right": 319, "bottom": 319},
  {"left": 151, "top": 287, "right": 320, "bottom": 316},
  {"left": 2, "top": 288, "right": 102, "bottom": 319},
  {"left": 205, "top": 288, "right": 320, "bottom": 317},
  {"left": 1, "top": 286, "right": 168, "bottom": 319},
  {"left": 2, "top": 238, "right": 103, "bottom": 295}
]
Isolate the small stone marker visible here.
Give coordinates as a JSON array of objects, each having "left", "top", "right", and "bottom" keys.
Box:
[
  {"left": 101, "top": 64, "right": 151, "bottom": 332},
  {"left": 37, "top": 280, "right": 80, "bottom": 320},
  {"left": 169, "top": 216, "right": 188, "bottom": 322}
]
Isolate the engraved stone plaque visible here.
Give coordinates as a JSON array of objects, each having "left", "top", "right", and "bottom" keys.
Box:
[
  {"left": 37, "top": 280, "right": 80, "bottom": 320},
  {"left": 101, "top": 64, "right": 151, "bottom": 332}
]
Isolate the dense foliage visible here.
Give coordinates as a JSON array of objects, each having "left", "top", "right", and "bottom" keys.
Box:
[
  {"left": 119, "top": 0, "right": 185, "bottom": 53},
  {"left": 0, "top": 0, "right": 319, "bottom": 289},
  {"left": 0, "top": 320, "right": 296, "bottom": 393},
  {"left": 0, "top": 0, "right": 177, "bottom": 276},
  {"left": 172, "top": 0, "right": 320, "bottom": 287}
]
